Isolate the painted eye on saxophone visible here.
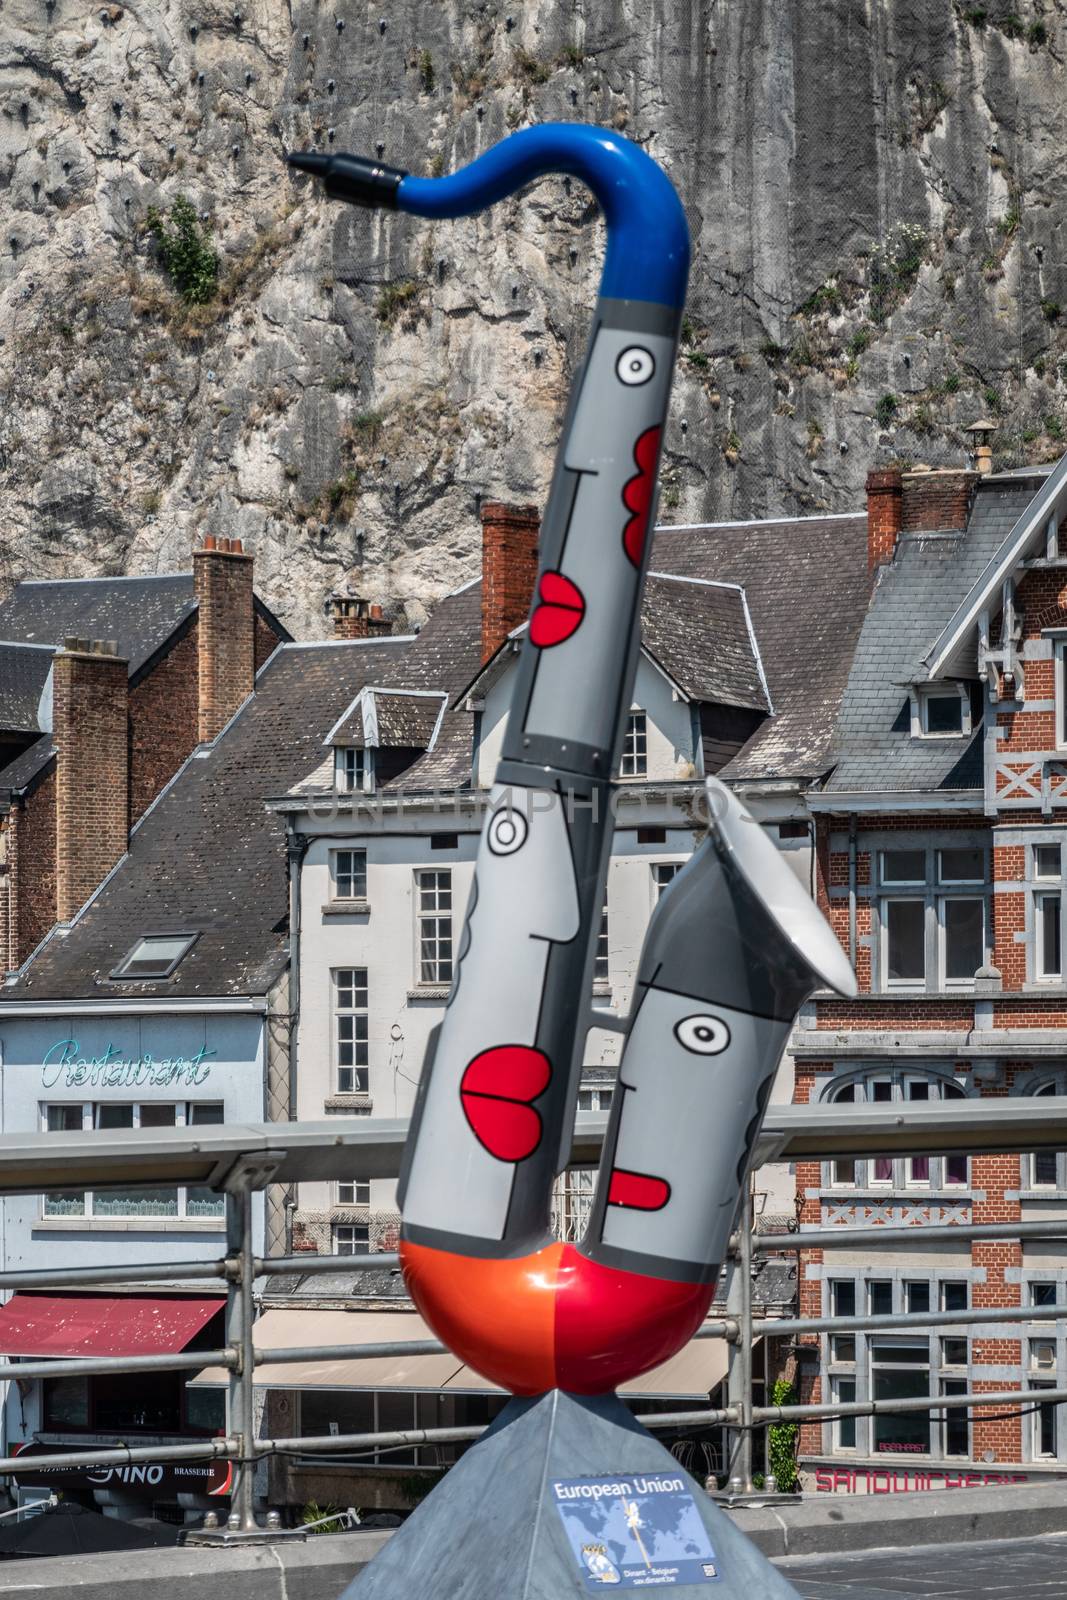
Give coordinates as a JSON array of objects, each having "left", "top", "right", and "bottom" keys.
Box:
[{"left": 290, "top": 125, "right": 856, "bottom": 1398}]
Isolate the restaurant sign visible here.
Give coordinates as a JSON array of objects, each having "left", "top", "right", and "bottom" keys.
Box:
[
  {"left": 41, "top": 1039, "right": 217, "bottom": 1091},
  {"left": 10, "top": 1442, "right": 232, "bottom": 1497}
]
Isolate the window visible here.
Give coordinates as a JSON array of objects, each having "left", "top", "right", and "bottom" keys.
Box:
[
  {"left": 832, "top": 1377, "right": 857, "bottom": 1450},
  {"left": 1032, "top": 844, "right": 1065, "bottom": 983},
  {"left": 110, "top": 933, "right": 198, "bottom": 981},
  {"left": 868, "top": 1280, "right": 892, "bottom": 1317},
  {"left": 1031, "top": 1281, "right": 1058, "bottom": 1308},
  {"left": 830, "top": 1280, "right": 856, "bottom": 1318},
  {"left": 330, "top": 848, "right": 367, "bottom": 902},
  {"left": 334, "top": 1223, "right": 370, "bottom": 1255},
  {"left": 652, "top": 862, "right": 682, "bottom": 899},
  {"left": 417, "top": 871, "right": 453, "bottom": 984},
  {"left": 1034, "top": 1385, "right": 1059, "bottom": 1458},
  {"left": 337, "top": 1179, "right": 370, "bottom": 1206},
  {"left": 620, "top": 710, "right": 648, "bottom": 778},
  {"left": 43, "top": 1371, "right": 221, "bottom": 1436},
  {"left": 916, "top": 686, "right": 967, "bottom": 738},
  {"left": 778, "top": 820, "right": 809, "bottom": 840},
  {"left": 638, "top": 827, "right": 667, "bottom": 845},
  {"left": 942, "top": 1380, "right": 969, "bottom": 1457},
  {"left": 334, "top": 969, "right": 369, "bottom": 1093},
  {"left": 825, "top": 1071, "right": 968, "bottom": 1191},
  {"left": 1029, "top": 1083, "right": 1065, "bottom": 1189},
  {"left": 875, "top": 845, "right": 988, "bottom": 992},
  {"left": 41, "top": 1103, "right": 224, "bottom": 1219},
  {"left": 577, "top": 1085, "right": 614, "bottom": 1113},
  {"left": 1030, "top": 1339, "right": 1057, "bottom": 1373},
  {"left": 871, "top": 1339, "right": 931, "bottom": 1454},
  {"left": 905, "top": 1281, "right": 931, "bottom": 1315},
  {"left": 1036, "top": 844, "right": 1062, "bottom": 880},
  {"left": 1037, "top": 893, "right": 1062, "bottom": 980},
  {"left": 334, "top": 746, "right": 366, "bottom": 793},
  {"left": 941, "top": 1337, "right": 967, "bottom": 1366},
  {"left": 430, "top": 832, "right": 459, "bottom": 851},
  {"left": 594, "top": 908, "right": 609, "bottom": 985},
  {"left": 941, "top": 1282, "right": 968, "bottom": 1313}
]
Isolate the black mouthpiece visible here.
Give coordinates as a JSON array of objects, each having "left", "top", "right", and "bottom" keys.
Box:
[{"left": 286, "top": 149, "right": 407, "bottom": 209}]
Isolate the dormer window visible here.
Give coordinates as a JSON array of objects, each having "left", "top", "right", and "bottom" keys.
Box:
[
  {"left": 913, "top": 684, "right": 970, "bottom": 739},
  {"left": 335, "top": 746, "right": 367, "bottom": 793},
  {"left": 620, "top": 710, "right": 648, "bottom": 778}
]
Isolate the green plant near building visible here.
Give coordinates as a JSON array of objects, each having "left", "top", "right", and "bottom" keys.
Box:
[
  {"left": 145, "top": 195, "right": 219, "bottom": 305},
  {"left": 417, "top": 49, "right": 435, "bottom": 93},
  {"left": 767, "top": 1379, "right": 799, "bottom": 1493}
]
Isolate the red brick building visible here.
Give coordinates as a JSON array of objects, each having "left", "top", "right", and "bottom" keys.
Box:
[
  {"left": 793, "top": 454, "right": 1067, "bottom": 1485},
  {"left": 0, "top": 540, "right": 288, "bottom": 975}
]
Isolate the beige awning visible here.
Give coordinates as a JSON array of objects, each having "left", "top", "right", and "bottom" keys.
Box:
[{"left": 190, "top": 1308, "right": 732, "bottom": 1399}]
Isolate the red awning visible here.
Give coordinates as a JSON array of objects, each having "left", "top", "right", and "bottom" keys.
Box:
[{"left": 0, "top": 1295, "right": 224, "bottom": 1358}]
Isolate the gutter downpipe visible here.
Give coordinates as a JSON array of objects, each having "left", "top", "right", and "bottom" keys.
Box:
[
  {"left": 284, "top": 819, "right": 308, "bottom": 1252},
  {"left": 848, "top": 812, "right": 858, "bottom": 971}
]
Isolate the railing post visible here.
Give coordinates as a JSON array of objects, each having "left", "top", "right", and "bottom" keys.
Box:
[
  {"left": 223, "top": 1154, "right": 281, "bottom": 1536},
  {"left": 725, "top": 1179, "right": 755, "bottom": 1492}
]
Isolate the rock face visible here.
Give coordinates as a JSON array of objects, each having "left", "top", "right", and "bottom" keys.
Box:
[{"left": 1, "top": 1, "right": 1066, "bottom": 635}]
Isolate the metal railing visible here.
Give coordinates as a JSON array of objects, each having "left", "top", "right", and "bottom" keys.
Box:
[{"left": 0, "top": 1101, "right": 1063, "bottom": 1528}]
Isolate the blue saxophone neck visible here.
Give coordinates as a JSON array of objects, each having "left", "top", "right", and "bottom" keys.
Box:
[{"left": 287, "top": 123, "right": 690, "bottom": 310}]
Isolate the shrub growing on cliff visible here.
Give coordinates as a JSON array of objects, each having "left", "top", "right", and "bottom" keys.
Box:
[{"left": 145, "top": 195, "right": 218, "bottom": 304}]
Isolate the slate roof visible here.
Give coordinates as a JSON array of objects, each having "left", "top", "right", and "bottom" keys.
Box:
[
  {"left": 825, "top": 479, "right": 1039, "bottom": 795},
  {"left": 642, "top": 574, "right": 769, "bottom": 712},
  {"left": 3, "top": 638, "right": 414, "bottom": 1000},
  {"left": 0, "top": 644, "right": 54, "bottom": 735},
  {"left": 0, "top": 574, "right": 290, "bottom": 798},
  {"left": 0, "top": 577, "right": 197, "bottom": 678},
  {"left": 650, "top": 513, "right": 871, "bottom": 780}
]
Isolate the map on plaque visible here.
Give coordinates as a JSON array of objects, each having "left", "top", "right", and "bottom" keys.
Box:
[{"left": 552, "top": 1474, "right": 721, "bottom": 1589}]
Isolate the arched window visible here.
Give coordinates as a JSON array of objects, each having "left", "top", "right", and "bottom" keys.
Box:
[{"left": 824, "top": 1070, "right": 969, "bottom": 1191}]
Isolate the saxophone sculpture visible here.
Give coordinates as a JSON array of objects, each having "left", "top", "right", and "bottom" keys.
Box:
[{"left": 291, "top": 125, "right": 856, "bottom": 1399}]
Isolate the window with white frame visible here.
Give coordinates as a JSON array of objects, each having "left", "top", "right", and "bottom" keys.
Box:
[
  {"left": 620, "top": 711, "right": 648, "bottom": 778},
  {"left": 652, "top": 862, "right": 682, "bottom": 899},
  {"left": 333, "top": 1223, "right": 370, "bottom": 1255},
  {"left": 337, "top": 1179, "right": 370, "bottom": 1206},
  {"left": 914, "top": 684, "right": 969, "bottom": 739},
  {"left": 330, "top": 848, "right": 367, "bottom": 902},
  {"left": 824, "top": 1274, "right": 971, "bottom": 1460},
  {"left": 553, "top": 1085, "right": 615, "bottom": 1242},
  {"left": 825, "top": 1071, "right": 969, "bottom": 1190},
  {"left": 1027, "top": 1081, "right": 1067, "bottom": 1189},
  {"left": 875, "top": 844, "right": 987, "bottom": 991},
  {"left": 42, "top": 1102, "right": 224, "bottom": 1219},
  {"left": 334, "top": 746, "right": 366, "bottom": 793},
  {"left": 416, "top": 870, "right": 453, "bottom": 984},
  {"left": 1033, "top": 842, "right": 1065, "bottom": 982},
  {"left": 593, "top": 907, "right": 609, "bottom": 985},
  {"left": 334, "top": 968, "right": 369, "bottom": 1093},
  {"left": 1056, "top": 641, "right": 1067, "bottom": 749}
]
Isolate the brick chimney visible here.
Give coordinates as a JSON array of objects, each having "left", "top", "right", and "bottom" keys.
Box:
[
  {"left": 481, "top": 501, "right": 540, "bottom": 662},
  {"left": 866, "top": 467, "right": 903, "bottom": 573},
  {"left": 194, "top": 535, "right": 255, "bottom": 742},
  {"left": 54, "top": 638, "right": 129, "bottom": 922},
  {"left": 328, "top": 595, "right": 392, "bottom": 640},
  {"left": 899, "top": 467, "right": 978, "bottom": 534}
]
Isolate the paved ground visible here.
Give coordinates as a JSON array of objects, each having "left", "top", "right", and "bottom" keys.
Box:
[{"left": 776, "top": 1532, "right": 1067, "bottom": 1598}]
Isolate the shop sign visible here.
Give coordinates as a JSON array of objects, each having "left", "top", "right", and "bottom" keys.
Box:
[
  {"left": 41, "top": 1039, "right": 217, "bottom": 1091},
  {"left": 10, "top": 1442, "right": 232, "bottom": 1497},
  {"left": 813, "top": 1466, "right": 1030, "bottom": 1494}
]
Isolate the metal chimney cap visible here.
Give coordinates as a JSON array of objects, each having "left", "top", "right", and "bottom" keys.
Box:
[{"left": 964, "top": 417, "right": 998, "bottom": 438}]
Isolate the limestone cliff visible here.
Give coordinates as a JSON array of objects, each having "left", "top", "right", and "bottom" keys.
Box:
[{"left": 1, "top": 1, "right": 1065, "bottom": 634}]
